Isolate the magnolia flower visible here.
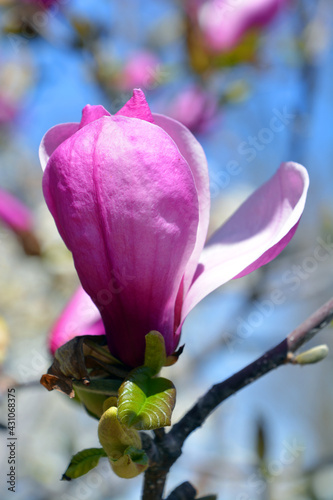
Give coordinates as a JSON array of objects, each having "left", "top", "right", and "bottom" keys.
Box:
[
  {"left": 40, "top": 89, "right": 308, "bottom": 367},
  {"left": 0, "top": 188, "right": 33, "bottom": 233},
  {"left": 0, "top": 188, "right": 40, "bottom": 255},
  {"left": 0, "top": 96, "right": 18, "bottom": 125},
  {"left": 167, "top": 86, "right": 218, "bottom": 134},
  {"left": 21, "top": 0, "right": 60, "bottom": 8},
  {"left": 196, "top": 0, "right": 288, "bottom": 52},
  {"left": 119, "top": 51, "right": 161, "bottom": 92}
]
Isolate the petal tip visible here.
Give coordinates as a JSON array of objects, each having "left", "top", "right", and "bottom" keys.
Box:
[
  {"left": 79, "top": 104, "right": 111, "bottom": 129},
  {"left": 116, "top": 89, "right": 154, "bottom": 123}
]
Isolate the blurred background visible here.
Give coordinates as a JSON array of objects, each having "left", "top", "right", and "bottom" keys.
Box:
[{"left": 0, "top": 0, "right": 332, "bottom": 499}]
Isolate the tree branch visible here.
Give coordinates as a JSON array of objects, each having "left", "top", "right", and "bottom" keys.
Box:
[
  {"left": 165, "top": 482, "right": 197, "bottom": 500},
  {"left": 142, "top": 297, "right": 333, "bottom": 500},
  {"left": 170, "top": 296, "right": 333, "bottom": 447}
]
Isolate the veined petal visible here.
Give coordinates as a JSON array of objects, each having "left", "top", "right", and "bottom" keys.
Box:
[
  {"left": 181, "top": 162, "right": 309, "bottom": 321},
  {"left": 43, "top": 114, "right": 199, "bottom": 366},
  {"left": 153, "top": 113, "right": 210, "bottom": 344},
  {"left": 153, "top": 113, "right": 210, "bottom": 294},
  {"left": 116, "top": 89, "right": 154, "bottom": 123},
  {"left": 49, "top": 287, "right": 104, "bottom": 355},
  {"left": 39, "top": 122, "right": 79, "bottom": 171},
  {"left": 39, "top": 106, "right": 111, "bottom": 171}
]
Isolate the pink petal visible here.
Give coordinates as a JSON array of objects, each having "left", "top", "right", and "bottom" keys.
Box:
[
  {"left": 181, "top": 162, "right": 309, "bottom": 321},
  {"left": 166, "top": 86, "right": 217, "bottom": 134},
  {"left": 0, "top": 188, "right": 33, "bottom": 232},
  {"left": 153, "top": 113, "right": 210, "bottom": 347},
  {"left": 153, "top": 113, "right": 210, "bottom": 295},
  {"left": 79, "top": 104, "right": 111, "bottom": 129},
  {"left": 116, "top": 88, "right": 154, "bottom": 123},
  {"left": 39, "top": 106, "right": 111, "bottom": 171},
  {"left": 39, "top": 122, "right": 79, "bottom": 171},
  {"left": 49, "top": 287, "right": 104, "bottom": 355},
  {"left": 43, "top": 114, "right": 199, "bottom": 367}
]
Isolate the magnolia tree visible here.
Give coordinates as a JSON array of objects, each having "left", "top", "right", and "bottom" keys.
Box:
[{"left": 37, "top": 89, "right": 333, "bottom": 500}]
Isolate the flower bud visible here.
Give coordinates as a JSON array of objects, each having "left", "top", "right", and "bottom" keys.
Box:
[{"left": 294, "top": 345, "right": 329, "bottom": 365}]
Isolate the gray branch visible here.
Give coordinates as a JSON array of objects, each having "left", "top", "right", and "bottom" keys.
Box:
[{"left": 142, "top": 297, "right": 333, "bottom": 500}]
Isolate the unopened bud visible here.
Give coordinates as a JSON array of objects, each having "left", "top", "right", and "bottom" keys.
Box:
[{"left": 294, "top": 345, "right": 329, "bottom": 365}]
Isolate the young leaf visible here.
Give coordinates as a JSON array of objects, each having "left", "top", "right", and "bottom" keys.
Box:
[
  {"left": 144, "top": 331, "right": 167, "bottom": 375},
  {"left": 98, "top": 406, "right": 148, "bottom": 479},
  {"left": 124, "top": 446, "right": 149, "bottom": 466},
  {"left": 73, "top": 378, "right": 121, "bottom": 395},
  {"left": 109, "top": 448, "right": 149, "bottom": 479},
  {"left": 62, "top": 448, "right": 107, "bottom": 480},
  {"left": 98, "top": 406, "right": 142, "bottom": 458},
  {"left": 73, "top": 379, "right": 122, "bottom": 418},
  {"left": 118, "top": 366, "right": 176, "bottom": 430}
]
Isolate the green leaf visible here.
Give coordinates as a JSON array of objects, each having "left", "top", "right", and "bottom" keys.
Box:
[
  {"left": 123, "top": 446, "right": 149, "bottom": 466},
  {"left": 98, "top": 406, "right": 142, "bottom": 458},
  {"left": 256, "top": 420, "right": 266, "bottom": 462},
  {"left": 118, "top": 366, "right": 176, "bottom": 430},
  {"left": 144, "top": 331, "right": 166, "bottom": 375},
  {"left": 110, "top": 447, "right": 149, "bottom": 479},
  {"left": 73, "top": 379, "right": 122, "bottom": 418},
  {"left": 62, "top": 448, "right": 107, "bottom": 481},
  {"left": 73, "top": 378, "right": 121, "bottom": 395}
]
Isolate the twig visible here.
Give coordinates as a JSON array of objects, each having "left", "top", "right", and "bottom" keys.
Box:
[
  {"left": 142, "top": 297, "right": 333, "bottom": 500},
  {"left": 0, "top": 378, "right": 41, "bottom": 397},
  {"left": 165, "top": 482, "right": 197, "bottom": 500}
]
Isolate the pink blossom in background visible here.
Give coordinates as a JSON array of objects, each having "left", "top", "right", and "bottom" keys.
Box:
[
  {"left": 118, "top": 51, "right": 161, "bottom": 92},
  {"left": 167, "top": 86, "right": 218, "bottom": 134},
  {"left": 0, "top": 188, "right": 34, "bottom": 234},
  {"left": 0, "top": 96, "right": 18, "bottom": 125},
  {"left": 21, "top": 0, "right": 60, "bottom": 8},
  {"left": 196, "top": 0, "right": 289, "bottom": 52},
  {"left": 0, "top": 188, "right": 40, "bottom": 255},
  {"left": 40, "top": 89, "right": 308, "bottom": 367}
]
